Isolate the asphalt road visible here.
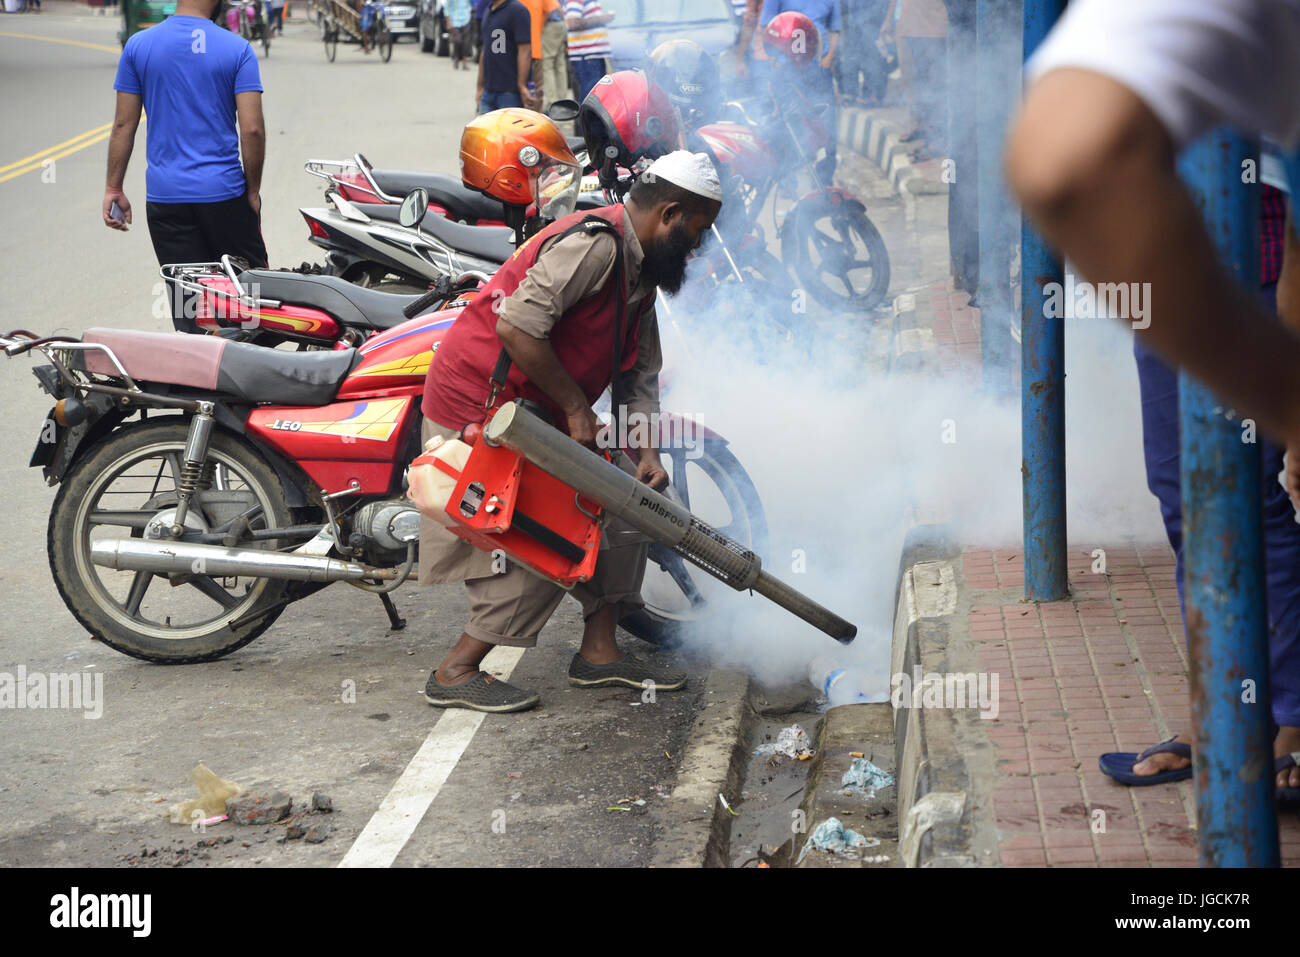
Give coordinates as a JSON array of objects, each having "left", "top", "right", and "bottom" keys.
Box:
[{"left": 0, "top": 10, "right": 723, "bottom": 869}]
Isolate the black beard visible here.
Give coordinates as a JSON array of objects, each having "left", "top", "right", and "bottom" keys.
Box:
[{"left": 641, "top": 221, "right": 696, "bottom": 297}]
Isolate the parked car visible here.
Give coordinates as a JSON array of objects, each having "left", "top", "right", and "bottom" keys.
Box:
[
  {"left": 602, "top": 0, "right": 737, "bottom": 71},
  {"left": 385, "top": 0, "right": 420, "bottom": 38}
]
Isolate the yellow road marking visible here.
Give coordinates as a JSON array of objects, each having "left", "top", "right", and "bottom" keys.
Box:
[
  {"left": 0, "top": 30, "right": 121, "bottom": 53},
  {"left": 0, "top": 124, "right": 112, "bottom": 176},
  {"left": 0, "top": 119, "right": 145, "bottom": 185}
]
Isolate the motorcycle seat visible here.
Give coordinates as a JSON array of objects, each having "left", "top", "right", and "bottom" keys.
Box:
[
  {"left": 369, "top": 169, "right": 505, "bottom": 224},
  {"left": 360, "top": 203, "right": 517, "bottom": 266},
  {"left": 238, "top": 270, "right": 428, "bottom": 331},
  {"left": 82, "top": 328, "right": 360, "bottom": 406}
]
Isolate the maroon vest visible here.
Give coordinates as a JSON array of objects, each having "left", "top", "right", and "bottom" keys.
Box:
[{"left": 422, "top": 204, "right": 650, "bottom": 430}]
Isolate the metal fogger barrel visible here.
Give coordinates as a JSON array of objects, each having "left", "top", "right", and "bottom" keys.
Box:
[{"left": 484, "top": 402, "right": 857, "bottom": 643}]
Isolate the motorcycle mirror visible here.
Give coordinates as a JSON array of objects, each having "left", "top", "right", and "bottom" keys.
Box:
[
  {"left": 546, "top": 99, "right": 580, "bottom": 123},
  {"left": 399, "top": 188, "right": 429, "bottom": 228}
]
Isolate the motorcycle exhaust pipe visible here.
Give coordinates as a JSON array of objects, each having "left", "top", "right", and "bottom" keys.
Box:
[
  {"left": 90, "top": 538, "right": 400, "bottom": 583},
  {"left": 483, "top": 402, "right": 857, "bottom": 643}
]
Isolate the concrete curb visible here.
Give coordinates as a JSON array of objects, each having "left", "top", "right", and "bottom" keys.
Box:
[
  {"left": 789, "top": 703, "right": 897, "bottom": 868},
  {"left": 891, "top": 524, "right": 998, "bottom": 867},
  {"left": 649, "top": 669, "right": 753, "bottom": 868},
  {"left": 839, "top": 106, "right": 947, "bottom": 224}
]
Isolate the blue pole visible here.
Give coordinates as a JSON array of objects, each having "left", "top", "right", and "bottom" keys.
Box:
[
  {"left": 1019, "top": 0, "right": 1067, "bottom": 601},
  {"left": 1178, "top": 131, "right": 1278, "bottom": 867},
  {"left": 975, "top": 0, "right": 1018, "bottom": 394}
]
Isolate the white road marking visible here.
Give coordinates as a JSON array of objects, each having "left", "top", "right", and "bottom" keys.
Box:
[{"left": 337, "top": 645, "right": 526, "bottom": 868}]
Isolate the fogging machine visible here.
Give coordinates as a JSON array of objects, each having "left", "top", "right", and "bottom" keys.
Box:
[{"left": 410, "top": 401, "right": 856, "bottom": 643}]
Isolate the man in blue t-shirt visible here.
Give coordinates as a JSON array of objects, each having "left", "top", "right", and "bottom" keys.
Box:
[
  {"left": 104, "top": 0, "right": 268, "bottom": 332},
  {"left": 476, "top": 0, "right": 534, "bottom": 114}
]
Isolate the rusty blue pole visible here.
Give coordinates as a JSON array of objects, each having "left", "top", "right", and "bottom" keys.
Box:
[
  {"left": 1178, "top": 131, "right": 1278, "bottom": 867},
  {"left": 975, "top": 0, "right": 1018, "bottom": 395},
  {"left": 1020, "top": 0, "right": 1067, "bottom": 601}
]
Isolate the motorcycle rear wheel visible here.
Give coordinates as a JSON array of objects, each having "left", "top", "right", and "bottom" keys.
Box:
[
  {"left": 48, "top": 420, "right": 294, "bottom": 664},
  {"left": 619, "top": 441, "right": 769, "bottom": 648}
]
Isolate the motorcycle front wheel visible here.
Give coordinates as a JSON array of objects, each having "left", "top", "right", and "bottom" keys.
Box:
[
  {"left": 782, "top": 191, "right": 891, "bottom": 314},
  {"left": 48, "top": 420, "right": 294, "bottom": 664},
  {"left": 620, "top": 440, "right": 769, "bottom": 648}
]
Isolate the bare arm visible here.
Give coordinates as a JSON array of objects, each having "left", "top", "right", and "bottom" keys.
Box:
[
  {"left": 517, "top": 40, "right": 533, "bottom": 104},
  {"left": 103, "top": 91, "right": 142, "bottom": 230},
  {"left": 235, "top": 90, "right": 265, "bottom": 213},
  {"left": 477, "top": 42, "right": 486, "bottom": 106},
  {"left": 1006, "top": 67, "right": 1300, "bottom": 446},
  {"left": 821, "top": 30, "right": 838, "bottom": 69},
  {"left": 495, "top": 318, "right": 598, "bottom": 445}
]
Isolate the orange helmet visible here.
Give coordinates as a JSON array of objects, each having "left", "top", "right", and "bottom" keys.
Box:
[
  {"left": 763, "top": 11, "right": 820, "bottom": 69},
  {"left": 459, "top": 109, "right": 582, "bottom": 219}
]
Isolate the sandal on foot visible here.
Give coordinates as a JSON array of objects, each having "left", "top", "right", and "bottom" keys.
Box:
[
  {"left": 1099, "top": 737, "right": 1192, "bottom": 786},
  {"left": 423, "top": 671, "right": 539, "bottom": 713},
  {"left": 1276, "top": 752, "right": 1300, "bottom": 807},
  {"left": 567, "top": 653, "right": 686, "bottom": 691}
]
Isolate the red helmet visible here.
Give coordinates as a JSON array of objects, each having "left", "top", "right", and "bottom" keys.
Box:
[
  {"left": 579, "top": 70, "right": 681, "bottom": 171},
  {"left": 763, "top": 11, "right": 820, "bottom": 69}
]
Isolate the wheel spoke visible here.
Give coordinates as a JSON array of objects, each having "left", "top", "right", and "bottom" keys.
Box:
[
  {"left": 670, "top": 455, "right": 691, "bottom": 511},
  {"left": 648, "top": 546, "right": 707, "bottom": 609},
  {"left": 123, "top": 571, "right": 153, "bottom": 617},
  {"left": 184, "top": 575, "right": 242, "bottom": 611}
]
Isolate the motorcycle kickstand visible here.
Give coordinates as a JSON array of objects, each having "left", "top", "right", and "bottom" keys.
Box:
[{"left": 379, "top": 592, "right": 406, "bottom": 631}]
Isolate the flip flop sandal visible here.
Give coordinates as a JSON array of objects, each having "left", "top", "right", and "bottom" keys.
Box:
[
  {"left": 423, "top": 671, "right": 539, "bottom": 713},
  {"left": 1275, "top": 752, "right": 1300, "bottom": 807},
  {"left": 1099, "top": 737, "right": 1192, "bottom": 785}
]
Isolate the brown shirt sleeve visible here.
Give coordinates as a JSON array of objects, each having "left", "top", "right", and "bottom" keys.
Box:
[
  {"left": 497, "top": 230, "right": 618, "bottom": 338},
  {"left": 617, "top": 300, "right": 662, "bottom": 417}
]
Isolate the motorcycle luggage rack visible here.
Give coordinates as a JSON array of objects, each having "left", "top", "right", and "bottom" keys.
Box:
[
  {"left": 159, "top": 257, "right": 284, "bottom": 313},
  {"left": 303, "top": 153, "right": 400, "bottom": 203},
  {"left": 0, "top": 330, "right": 200, "bottom": 412}
]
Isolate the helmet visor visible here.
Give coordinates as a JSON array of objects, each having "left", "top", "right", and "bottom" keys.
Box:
[{"left": 536, "top": 156, "right": 583, "bottom": 220}]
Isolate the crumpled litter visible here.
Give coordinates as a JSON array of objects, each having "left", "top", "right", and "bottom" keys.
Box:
[
  {"left": 753, "top": 725, "right": 813, "bottom": 759},
  {"left": 796, "top": 816, "right": 881, "bottom": 864},
  {"left": 168, "top": 764, "right": 243, "bottom": 825},
  {"left": 841, "top": 757, "right": 894, "bottom": 793}
]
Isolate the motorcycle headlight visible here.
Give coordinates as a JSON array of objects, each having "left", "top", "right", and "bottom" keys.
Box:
[{"left": 535, "top": 158, "right": 582, "bottom": 221}]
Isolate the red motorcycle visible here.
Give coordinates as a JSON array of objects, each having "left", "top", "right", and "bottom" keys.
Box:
[
  {"left": 1, "top": 301, "right": 767, "bottom": 662},
  {"left": 691, "top": 90, "right": 890, "bottom": 314}
]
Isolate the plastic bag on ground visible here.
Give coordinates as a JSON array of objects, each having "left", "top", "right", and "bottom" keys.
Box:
[
  {"left": 841, "top": 757, "right": 894, "bottom": 792},
  {"left": 168, "top": 764, "right": 243, "bottom": 825},
  {"left": 752, "top": 724, "right": 813, "bottom": 759}
]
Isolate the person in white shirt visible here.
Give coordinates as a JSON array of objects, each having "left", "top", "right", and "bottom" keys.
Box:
[{"left": 1005, "top": 0, "right": 1300, "bottom": 801}]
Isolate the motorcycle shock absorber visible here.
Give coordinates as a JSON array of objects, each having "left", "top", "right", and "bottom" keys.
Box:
[{"left": 170, "top": 401, "right": 216, "bottom": 536}]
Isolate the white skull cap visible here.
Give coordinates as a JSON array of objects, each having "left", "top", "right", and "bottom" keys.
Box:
[{"left": 644, "top": 150, "right": 723, "bottom": 203}]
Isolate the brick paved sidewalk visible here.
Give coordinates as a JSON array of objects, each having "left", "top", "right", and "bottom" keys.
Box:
[
  {"left": 963, "top": 542, "right": 1300, "bottom": 867},
  {"left": 897, "top": 272, "right": 1300, "bottom": 865}
]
